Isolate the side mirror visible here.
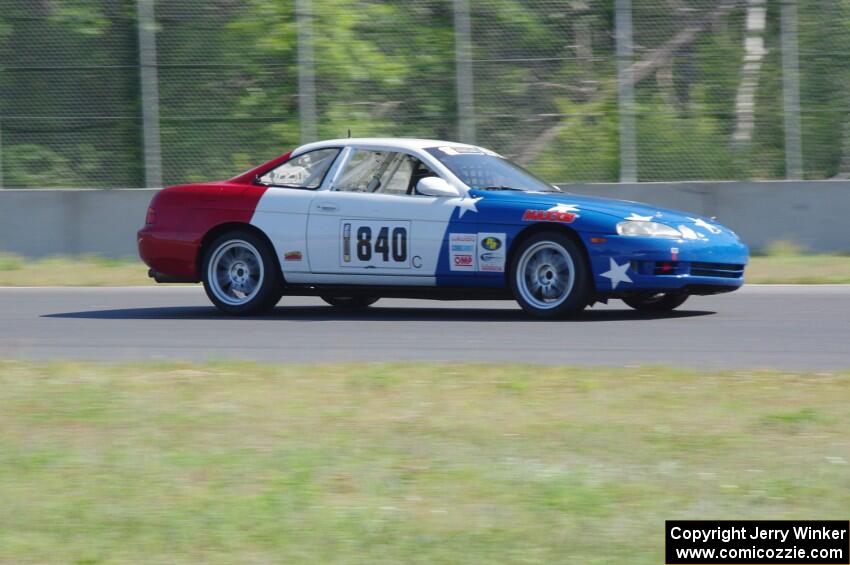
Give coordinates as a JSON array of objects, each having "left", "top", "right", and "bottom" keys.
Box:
[{"left": 416, "top": 176, "right": 460, "bottom": 197}]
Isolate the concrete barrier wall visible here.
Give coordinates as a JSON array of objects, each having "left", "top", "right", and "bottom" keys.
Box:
[
  {"left": 561, "top": 181, "right": 849, "bottom": 253},
  {"left": 0, "top": 189, "right": 156, "bottom": 258},
  {"left": 0, "top": 182, "right": 847, "bottom": 258}
]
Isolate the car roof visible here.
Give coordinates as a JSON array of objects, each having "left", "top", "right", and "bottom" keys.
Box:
[{"left": 291, "top": 137, "right": 487, "bottom": 156}]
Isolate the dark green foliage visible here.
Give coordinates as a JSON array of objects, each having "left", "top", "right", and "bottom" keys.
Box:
[{"left": 0, "top": 0, "right": 848, "bottom": 186}]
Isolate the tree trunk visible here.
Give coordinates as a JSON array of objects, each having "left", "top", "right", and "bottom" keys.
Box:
[
  {"left": 515, "top": 0, "right": 738, "bottom": 165},
  {"left": 732, "top": 0, "right": 767, "bottom": 146}
]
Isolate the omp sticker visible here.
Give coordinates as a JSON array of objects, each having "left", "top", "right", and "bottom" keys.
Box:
[
  {"left": 438, "top": 146, "right": 483, "bottom": 156},
  {"left": 454, "top": 254, "right": 474, "bottom": 268},
  {"left": 449, "top": 233, "right": 477, "bottom": 272},
  {"left": 477, "top": 232, "right": 506, "bottom": 273}
]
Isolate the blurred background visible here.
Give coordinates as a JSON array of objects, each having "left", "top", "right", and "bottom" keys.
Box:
[
  {"left": 1, "top": 0, "right": 847, "bottom": 189},
  {"left": 0, "top": 0, "right": 848, "bottom": 258},
  {"left": 1, "top": 6, "right": 849, "bottom": 562}
]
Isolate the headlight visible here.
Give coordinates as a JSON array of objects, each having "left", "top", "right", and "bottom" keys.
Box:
[{"left": 616, "top": 221, "right": 682, "bottom": 239}]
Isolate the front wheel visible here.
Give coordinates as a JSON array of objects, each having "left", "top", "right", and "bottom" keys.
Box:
[
  {"left": 509, "top": 232, "right": 591, "bottom": 319},
  {"left": 320, "top": 296, "right": 380, "bottom": 309},
  {"left": 622, "top": 292, "right": 689, "bottom": 312},
  {"left": 202, "top": 230, "right": 283, "bottom": 315}
]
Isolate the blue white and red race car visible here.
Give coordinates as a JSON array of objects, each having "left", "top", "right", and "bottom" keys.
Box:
[{"left": 138, "top": 138, "right": 748, "bottom": 318}]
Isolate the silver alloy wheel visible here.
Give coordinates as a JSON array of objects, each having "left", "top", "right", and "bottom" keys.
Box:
[
  {"left": 515, "top": 240, "right": 576, "bottom": 310},
  {"left": 207, "top": 239, "right": 265, "bottom": 306}
]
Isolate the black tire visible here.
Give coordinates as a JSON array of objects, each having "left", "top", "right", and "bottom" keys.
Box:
[
  {"left": 509, "top": 231, "right": 591, "bottom": 319},
  {"left": 622, "top": 292, "right": 689, "bottom": 312},
  {"left": 320, "top": 296, "right": 380, "bottom": 309},
  {"left": 202, "top": 229, "right": 283, "bottom": 315}
]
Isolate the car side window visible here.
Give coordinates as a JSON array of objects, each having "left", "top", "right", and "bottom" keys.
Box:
[
  {"left": 259, "top": 148, "right": 340, "bottom": 189},
  {"left": 335, "top": 149, "right": 435, "bottom": 195}
]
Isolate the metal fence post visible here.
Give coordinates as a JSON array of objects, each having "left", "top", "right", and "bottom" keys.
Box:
[
  {"left": 137, "top": 0, "right": 163, "bottom": 188},
  {"left": 780, "top": 0, "right": 803, "bottom": 180},
  {"left": 453, "top": 0, "right": 476, "bottom": 144},
  {"left": 296, "top": 0, "right": 318, "bottom": 143},
  {"left": 615, "top": 0, "right": 637, "bottom": 182}
]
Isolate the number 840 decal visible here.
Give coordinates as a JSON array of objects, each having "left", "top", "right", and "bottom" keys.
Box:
[{"left": 340, "top": 220, "right": 410, "bottom": 268}]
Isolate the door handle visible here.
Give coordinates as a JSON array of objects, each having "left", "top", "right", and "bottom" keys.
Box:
[{"left": 315, "top": 202, "right": 338, "bottom": 212}]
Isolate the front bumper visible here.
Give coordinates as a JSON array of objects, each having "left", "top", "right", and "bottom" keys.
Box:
[{"left": 583, "top": 233, "right": 748, "bottom": 296}]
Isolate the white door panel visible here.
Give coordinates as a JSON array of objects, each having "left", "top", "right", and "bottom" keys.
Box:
[
  {"left": 307, "top": 192, "right": 455, "bottom": 278},
  {"left": 250, "top": 187, "right": 316, "bottom": 273}
]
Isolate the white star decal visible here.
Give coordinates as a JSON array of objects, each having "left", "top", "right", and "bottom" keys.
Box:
[
  {"left": 600, "top": 258, "right": 633, "bottom": 290},
  {"left": 678, "top": 225, "right": 705, "bottom": 240},
  {"left": 688, "top": 217, "right": 722, "bottom": 235},
  {"left": 548, "top": 203, "right": 580, "bottom": 214},
  {"left": 450, "top": 196, "right": 482, "bottom": 219},
  {"left": 625, "top": 213, "right": 654, "bottom": 221}
]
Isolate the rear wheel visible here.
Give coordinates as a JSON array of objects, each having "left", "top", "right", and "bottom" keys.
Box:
[
  {"left": 622, "top": 292, "right": 689, "bottom": 312},
  {"left": 320, "top": 296, "right": 380, "bottom": 309},
  {"left": 202, "top": 230, "right": 283, "bottom": 315},
  {"left": 509, "top": 232, "right": 591, "bottom": 319}
]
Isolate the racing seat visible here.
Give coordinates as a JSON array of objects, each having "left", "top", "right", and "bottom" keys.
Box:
[{"left": 408, "top": 161, "right": 436, "bottom": 195}]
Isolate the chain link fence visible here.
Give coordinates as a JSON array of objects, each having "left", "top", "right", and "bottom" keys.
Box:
[{"left": 0, "top": 0, "right": 848, "bottom": 188}]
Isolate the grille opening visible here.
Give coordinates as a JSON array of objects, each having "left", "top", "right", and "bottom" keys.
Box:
[
  {"left": 690, "top": 262, "right": 745, "bottom": 278},
  {"left": 653, "top": 261, "right": 679, "bottom": 275}
]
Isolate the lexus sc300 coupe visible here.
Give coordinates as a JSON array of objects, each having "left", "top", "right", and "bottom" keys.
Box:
[{"left": 138, "top": 138, "right": 748, "bottom": 318}]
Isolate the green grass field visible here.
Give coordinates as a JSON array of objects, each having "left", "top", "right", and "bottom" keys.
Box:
[
  {"left": 1, "top": 362, "right": 848, "bottom": 564},
  {"left": 1, "top": 250, "right": 849, "bottom": 286},
  {"left": 0, "top": 254, "right": 157, "bottom": 287}
]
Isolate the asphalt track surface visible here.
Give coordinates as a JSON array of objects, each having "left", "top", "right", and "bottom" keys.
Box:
[{"left": 0, "top": 285, "right": 848, "bottom": 368}]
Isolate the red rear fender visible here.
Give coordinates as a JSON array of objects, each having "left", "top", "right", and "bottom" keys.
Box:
[{"left": 138, "top": 182, "right": 270, "bottom": 279}]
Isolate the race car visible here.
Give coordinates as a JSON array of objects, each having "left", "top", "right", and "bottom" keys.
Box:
[{"left": 138, "top": 138, "right": 748, "bottom": 318}]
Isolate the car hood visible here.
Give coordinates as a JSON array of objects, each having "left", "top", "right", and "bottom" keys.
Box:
[
  {"left": 467, "top": 189, "right": 743, "bottom": 243},
  {"left": 469, "top": 189, "right": 704, "bottom": 223}
]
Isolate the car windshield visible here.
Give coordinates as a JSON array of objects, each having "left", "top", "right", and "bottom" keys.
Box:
[{"left": 425, "top": 146, "right": 560, "bottom": 193}]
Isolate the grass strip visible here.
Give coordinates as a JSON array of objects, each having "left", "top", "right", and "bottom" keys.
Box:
[{"left": 1, "top": 361, "right": 848, "bottom": 564}]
